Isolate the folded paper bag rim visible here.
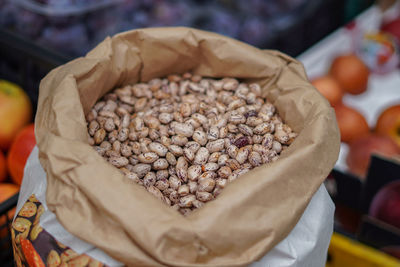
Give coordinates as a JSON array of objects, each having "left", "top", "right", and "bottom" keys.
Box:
[{"left": 35, "top": 27, "right": 340, "bottom": 266}]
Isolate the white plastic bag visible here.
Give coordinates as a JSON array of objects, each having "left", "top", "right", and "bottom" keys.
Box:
[{"left": 15, "top": 146, "right": 334, "bottom": 267}]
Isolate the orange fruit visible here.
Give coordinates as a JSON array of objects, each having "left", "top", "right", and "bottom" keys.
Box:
[
  {"left": 330, "top": 54, "right": 370, "bottom": 95},
  {"left": 7, "top": 124, "right": 36, "bottom": 186},
  {"left": 334, "top": 103, "right": 370, "bottom": 143},
  {"left": 311, "top": 75, "right": 344, "bottom": 106}
]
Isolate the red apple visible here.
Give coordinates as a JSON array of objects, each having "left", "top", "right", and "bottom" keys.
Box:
[
  {"left": 346, "top": 134, "right": 400, "bottom": 178},
  {"left": 375, "top": 104, "right": 400, "bottom": 148},
  {"left": 0, "top": 80, "right": 32, "bottom": 151},
  {"left": 370, "top": 181, "right": 400, "bottom": 229},
  {"left": 7, "top": 124, "right": 36, "bottom": 186}
]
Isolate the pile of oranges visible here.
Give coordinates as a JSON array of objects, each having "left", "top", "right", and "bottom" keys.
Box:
[
  {"left": 0, "top": 80, "right": 36, "bottom": 210},
  {"left": 311, "top": 54, "right": 400, "bottom": 178}
]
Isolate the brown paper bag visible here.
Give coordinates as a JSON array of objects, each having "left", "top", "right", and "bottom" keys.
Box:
[{"left": 35, "top": 27, "right": 340, "bottom": 266}]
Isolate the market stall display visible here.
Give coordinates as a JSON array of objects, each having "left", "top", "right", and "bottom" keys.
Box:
[{"left": 299, "top": 3, "right": 400, "bottom": 265}]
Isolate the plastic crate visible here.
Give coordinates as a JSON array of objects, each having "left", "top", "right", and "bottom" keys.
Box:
[
  {"left": 327, "top": 232, "right": 400, "bottom": 267},
  {"left": 0, "top": 192, "right": 19, "bottom": 267}
]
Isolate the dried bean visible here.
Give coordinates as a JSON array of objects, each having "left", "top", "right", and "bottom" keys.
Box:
[
  {"left": 192, "top": 130, "right": 207, "bottom": 146},
  {"left": 125, "top": 172, "right": 139, "bottom": 182},
  {"left": 222, "top": 78, "right": 239, "bottom": 91},
  {"left": 217, "top": 166, "right": 232, "bottom": 178},
  {"left": 238, "top": 124, "right": 253, "bottom": 136},
  {"left": 147, "top": 186, "right": 164, "bottom": 201},
  {"left": 159, "top": 113, "right": 173, "bottom": 124},
  {"left": 185, "top": 141, "right": 201, "bottom": 152},
  {"left": 176, "top": 157, "right": 188, "bottom": 182},
  {"left": 226, "top": 145, "right": 238, "bottom": 158},
  {"left": 153, "top": 159, "right": 169, "bottom": 170},
  {"left": 132, "top": 164, "right": 151, "bottom": 178},
  {"left": 228, "top": 113, "right": 246, "bottom": 124},
  {"left": 94, "top": 129, "right": 106, "bottom": 144},
  {"left": 216, "top": 178, "right": 228, "bottom": 188},
  {"left": 178, "top": 185, "right": 190, "bottom": 196},
  {"left": 226, "top": 159, "right": 241, "bottom": 170},
  {"left": 179, "top": 194, "right": 196, "bottom": 208},
  {"left": 169, "top": 175, "right": 181, "bottom": 190},
  {"left": 246, "top": 116, "right": 263, "bottom": 127},
  {"left": 118, "top": 128, "right": 129, "bottom": 142},
  {"left": 192, "top": 113, "right": 208, "bottom": 125},
  {"left": 198, "top": 171, "right": 217, "bottom": 181},
  {"left": 171, "top": 135, "right": 188, "bottom": 146},
  {"left": 196, "top": 191, "right": 213, "bottom": 202},
  {"left": 198, "top": 178, "right": 215, "bottom": 192},
  {"left": 121, "top": 143, "right": 132, "bottom": 157},
  {"left": 203, "top": 162, "right": 219, "bottom": 172},
  {"left": 183, "top": 148, "right": 195, "bottom": 162},
  {"left": 218, "top": 154, "right": 229, "bottom": 166},
  {"left": 272, "top": 141, "right": 282, "bottom": 153},
  {"left": 262, "top": 133, "right": 274, "bottom": 149},
  {"left": 207, "top": 126, "right": 219, "bottom": 141},
  {"left": 236, "top": 147, "right": 250, "bottom": 164},
  {"left": 206, "top": 139, "right": 225, "bottom": 153},
  {"left": 143, "top": 172, "right": 156, "bottom": 187},
  {"left": 188, "top": 181, "right": 198, "bottom": 193},
  {"left": 248, "top": 151, "right": 262, "bottom": 166},
  {"left": 173, "top": 122, "right": 194, "bottom": 137},
  {"left": 149, "top": 142, "right": 168, "bottom": 157},
  {"left": 88, "top": 121, "right": 100, "bottom": 136},
  {"left": 208, "top": 152, "right": 221, "bottom": 163},
  {"left": 233, "top": 136, "right": 250, "bottom": 148},
  {"left": 88, "top": 74, "right": 297, "bottom": 214},
  {"left": 194, "top": 147, "right": 209, "bottom": 165},
  {"left": 109, "top": 157, "right": 129, "bottom": 168}
]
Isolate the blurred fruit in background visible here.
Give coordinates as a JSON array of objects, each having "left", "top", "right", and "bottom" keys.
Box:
[
  {"left": 0, "top": 150, "right": 7, "bottom": 183},
  {"left": 0, "top": 80, "right": 32, "bottom": 151},
  {"left": 346, "top": 134, "right": 400, "bottom": 178},
  {"left": 334, "top": 103, "right": 370, "bottom": 143},
  {"left": 375, "top": 104, "right": 400, "bottom": 148},
  {"left": 311, "top": 75, "right": 344, "bottom": 107},
  {"left": 7, "top": 124, "right": 36, "bottom": 186},
  {"left": 370, "top": 181, "right": 400, "bottom": 229},
  {"left": 330, "top": 54, "right": 370, "bottom": 95}
]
